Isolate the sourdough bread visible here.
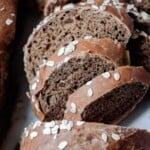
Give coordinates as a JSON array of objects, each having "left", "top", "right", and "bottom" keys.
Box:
[
  {"left": 30, "top": 38, "right": 125, "bottom": 121},
  {"left": 24, "top": 2, "right": 133, "bottom": 84},
  {"left": 64, "top": 66, "right": 150, "bottom": 124},
  {"left": 20, "top": 120, "right": 150, "bottom": 150}
]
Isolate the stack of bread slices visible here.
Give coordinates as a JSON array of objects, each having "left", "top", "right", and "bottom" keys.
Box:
[{"left": 21, "top": 0, "right": 150, "bottom": 149}]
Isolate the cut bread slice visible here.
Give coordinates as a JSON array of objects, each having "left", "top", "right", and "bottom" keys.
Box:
[
  {"left": 30, "top": 38, "right": 125, "bottom": 121},
  {"left": 64, "top": 66, "right": 150, "bottom": 124},
  {"left": 20, "top": 120, "right": 150, "bottom": 150},
  {"left": 24, "top": 1, "right": 133, "bottom": 84},
  {"left": 128, "top": 30, "right": 150, "bottom": 72}
]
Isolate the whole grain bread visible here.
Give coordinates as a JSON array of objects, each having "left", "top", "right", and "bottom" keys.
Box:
[
  {"left": 64, "top": 66, "right": 150, "bottom": 124},
  {"left": 20, "top": 120, "right": 150, "bottom": 150},
  {"left": 24, "top": 2, "right": 133, "bottom": 84},
  {"left": 30, "top": 38, "right": 125, "bottom": 121}
]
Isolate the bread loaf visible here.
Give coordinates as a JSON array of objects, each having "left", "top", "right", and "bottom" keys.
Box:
[
  {"left": 30, "top": 38, "right": 125, "bottom": 121},
  {"left": 0, "top": 0, "right": 17, "bottom": 144},
  {"left": 20, "top": 120, "right": 150, "bottom": 150},
  {"left": 64, "top": 66, "right": 150, "bottom": 124},
  {"left": 24, "top": 2, "right": 133, "bottom": 84}
]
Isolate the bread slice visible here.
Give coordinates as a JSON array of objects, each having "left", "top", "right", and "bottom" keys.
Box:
[
  {"left": 30, "top": 38, "right": 125, "bottom": 121},
  {"left": 20, "top": 120, "right": 150, "bottom": 150},
  {"left": 24, "top": 2, "right": 133, "bottom": 84},
  {"left": 63, "top": 66, "right": 150, "bottom": 124},
  {"left": 128, "top": 30, "right": 150, "bottom": 72}
]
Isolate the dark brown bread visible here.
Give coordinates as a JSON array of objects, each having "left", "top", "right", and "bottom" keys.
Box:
[
  {"left": 30, "top": 38, "right": 125, "bottom": 121},
  {"left": 0, "top": 0, "right": 17, "bottom": 114},
  {"left": 64, "top": 66, "right": 150, "bottom": 124},
  {"left": 20, "top": 120, "right": 150, "bottom": 150},
  {"left": 24, "top": 2, "right": 133, "bottom": 84},
  {"left": 128, "top": 30, "right": 150, "bottom": 72}
]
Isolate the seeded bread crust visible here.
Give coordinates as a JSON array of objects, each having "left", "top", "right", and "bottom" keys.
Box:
[
  {"left": 20, "top": 121, "right": 150, "bottom": 150},
  {"left": 30, "top": 38, "right": 125, "bottom": 121},
  {"left": 64, "top": 66, "right": 150, "bottom": 123},
  {"left": 24, "top": 2, "right": 133, "bottom": 84}
]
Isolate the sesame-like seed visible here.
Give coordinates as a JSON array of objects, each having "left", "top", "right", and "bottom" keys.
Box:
[
  {"left": 101, "top": 72, "right": 111, "bottom": 79},
  {"left": 11, "top": 13, "right": 15, "bottom": 16},
  {"left": 87, "top": 88, "right": 93, "bottom": 97},
  {"left": 84, "top": 35, "right": 92, "bottom": 40},
  {"left": 32, "top": 121, "right": 41, "bottom": 129},
  {"left": 30, "top": 131, "right": 38, "bottom": 139},
  {"left": 43, "top": 127, "right": 51, "bottom": 135},
  {"left": 0, "top": 7, "right": 5, "bottom": 11},
  {"left": 51, "top": 125, "right": 59, "bottom": 134},
  {"left": 86, "top": 81, "right": 92, "bottom": 85},
  {"left": 92, "top": 5, "right": 99, "bottom": 10},
  {"left": 70, "top": 40, "right": 79, "bottom": 45},
  {"left": 111, "top": 133, "right": 120, "bottom": 141},
  {"left": 113, "top": 72, "right": 120, "bottom": 81},
  {"left": 64, "top": 56, "right": 70, "bottom": 63},
  {"left": 63, "top": 3, "right": 74, "bottom": 10},
  {"left": 5, "top": 18, "right": 13, "bottom": 25},
  {"left": 24, "top": 128, "right": 29, "bottom": 137},
  {"left": 101, "top": 133, "right": 107, "bottom": 142},
  {"left": 46, "top": 60, "right": 55, "bottom": 67},
  {"left": 31, "top": 82, "right": 37, "bottom": 90},
  {"left": 45, "top": 121, "right": 55, "bottom": 128},
  {"left": 54, "top": 6, "right": 61, "bottom": 13},
  {"left": 58, "top": 141, "right": 68, "bottom": 150},
  {"left": 62, "top": 120, "right": 68, "bottom": 125},
  {"left": 58, "top": 47, "right": 65, "bottom": 56},
  {"left": 99, "top": 5, "right": 106, "bottom": 11},
  {"left": 66, "top": 121, "right": 73, "bottom": 131},
  {"left": 70, "top": 102, "right": 77, "bottom": 113},
  {"left": 64, "top": 44, "right": 75, "bottom": 55},
  {"left": 136, "top": 0, "right": 142, "bottom": 2},
  {"left": 53, "top": 134, "right": 57, "bottom": 139},
  {"left": 76, "top": 121, "right": 85, "bottom": 126}
]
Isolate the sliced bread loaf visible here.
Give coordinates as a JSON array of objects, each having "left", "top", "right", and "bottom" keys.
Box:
[
  {"left": 30, "top": 38, "right": 125, "bottom": 121},
  {"left": 20, "top": 120, "right": 150, "bottom": 150},
  {"left": 24, "top": 2, "right": 133, "bottom": 84},
  {"left": 128, "top": 30, "right": 150, "bottom": 72},
  {"left": 63, "top": 66, "right": 150, "bottom": 123}
]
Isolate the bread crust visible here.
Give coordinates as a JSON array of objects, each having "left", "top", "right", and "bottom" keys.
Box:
[
  {"left": 64, "top": 66, "right": 150, "bottom": 123},
  {"left": 30, "top": 38, "right": 125, "bottom": 121},
  {"left": 20, "top": 121, "right": 150, "bottom": 150}
]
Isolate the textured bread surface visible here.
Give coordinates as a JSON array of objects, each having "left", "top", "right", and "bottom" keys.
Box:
[
  {"left": 64, "top": 66, "right": 150, "bottom": 123},
  {"left": 30, "top": 38, "right": 124, "bottom": 121},
  {"left": 20, "top": 121, "right": 150, "bottom": 150},
  {"left": 24, "top": 2, "right": 133, "bottom": 84}
]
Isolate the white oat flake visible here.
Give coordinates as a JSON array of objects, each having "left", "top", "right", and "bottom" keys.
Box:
[
  {"left": 113, "top": 72, "right": 120, "bottom": 81},
  {"left": 30, "top": 131, "right": 38, "bottom": 139},
  {"left": 101, "top": 133, "right": 107, "bottom": 142},
  {"left": 87, "top": 88, "right": 93, "bottom": 97},
  {"left": 43, "top": 127, "right": 51, "bottom": 135},
  {"left": 58, "top": 47, "right": 65, "bottom": 56},
  {"left": 70, "top": 102, "right": 77, "bottom": 113},
  {"left": 76, "top": 121, "right": 85, "bottom": 126},
  {"left": 5, "top": 18, "right": 13, "bottom": 25},
  {"left": 111, "top": 133, "right": 120, "bottom": 141},
  {"left": 58, "top": 141, "right": 68, "bottom": 150},
  {"left": 101, "top": 72, "right": 111, "bottom": 79},
  {"left": 46, "top": 60, "right": 55, "bottom": 67}
]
